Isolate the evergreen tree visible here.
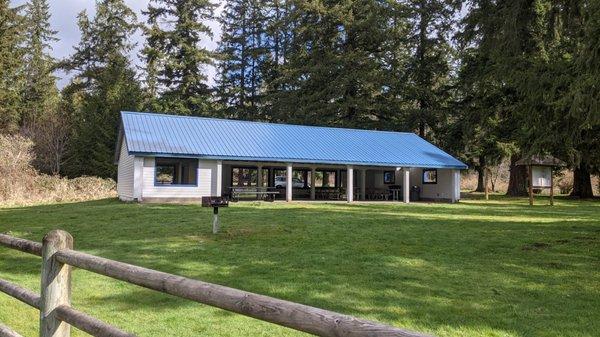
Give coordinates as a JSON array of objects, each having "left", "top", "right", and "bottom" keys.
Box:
[
  {"left": 0, "top": 0, "right": 25, "bottom": 133},
  {"left": 455, "top": 0, "right": 552, "bottom": 196},
  {"left": 216, "top": 0, "right": 270, "bottom": 120},
  {"left": 518, "top": 0, "right": 600, "bottom": 197},
  {"left": 142, "top": 0, "right": 217, "bottom": 116},
  {"left": 260, "top": 0, "right": 294, "bottom": 117},
  {"left": 270, "top": 0, "right": 391, "bottom": 129},
  {"left": 401, "top": 0, "right": 460, "bottom": 140},
  {"left": 21, "top": 0, "right": 59, "bottom": 125},
  {"left": 61, "top": 0, "right": 142, "bottom": 178}
]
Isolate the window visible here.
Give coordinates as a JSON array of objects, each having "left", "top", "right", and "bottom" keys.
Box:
[
  {"left": 383, "top": 171, "right": 395, "bottom": 184},
  {"left": 154, "top": 158, "right": 198, "bottom": 186},
  {"left": 423, "top": 169, "right": 437, "bottom": 184}
]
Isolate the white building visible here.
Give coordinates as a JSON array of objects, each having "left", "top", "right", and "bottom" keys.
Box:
[{"left": 116, "top": 111, "right": 467, "bottom": 203}]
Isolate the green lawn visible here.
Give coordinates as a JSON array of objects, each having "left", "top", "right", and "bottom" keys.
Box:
[{"left": 0, "top": 196, "right": 599, "bottom": 337}]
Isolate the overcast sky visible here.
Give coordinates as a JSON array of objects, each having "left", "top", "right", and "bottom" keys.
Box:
[{"left": 12, "top": 0, "right": 223, "bottom": 88}]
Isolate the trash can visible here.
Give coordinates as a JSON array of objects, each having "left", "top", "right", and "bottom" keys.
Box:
[{"left": 410, "top": 185, "right": 420, "bottom": 201}]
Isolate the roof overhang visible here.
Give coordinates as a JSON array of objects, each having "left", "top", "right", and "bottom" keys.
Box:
[{"left": 128, "top": 151, "right": 468, "bottom": 169}]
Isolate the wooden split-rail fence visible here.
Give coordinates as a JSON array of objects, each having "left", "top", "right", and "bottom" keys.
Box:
[{"left": 0, "top": 230, "right": 431, "bottom": 337}]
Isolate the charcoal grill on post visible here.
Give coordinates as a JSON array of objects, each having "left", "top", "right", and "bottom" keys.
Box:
[{"left": 202, "top": 196, "right": 229, "bottom": 234}]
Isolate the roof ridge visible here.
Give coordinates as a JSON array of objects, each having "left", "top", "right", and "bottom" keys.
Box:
[{"left": 120, "top": 111, "right": 417, "bottom": 136}]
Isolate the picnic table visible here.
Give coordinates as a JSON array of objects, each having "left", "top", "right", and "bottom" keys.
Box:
[{"left": 229, "top": 186, "right": 280, "bottom": 202}]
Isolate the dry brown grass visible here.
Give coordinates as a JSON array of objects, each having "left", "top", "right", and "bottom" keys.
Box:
[
  {"left": 462, "top": 165, "right": 599, "bottom": 196},
  {"left": 0, "top": 134, "right": 115, "bottom": 206}
]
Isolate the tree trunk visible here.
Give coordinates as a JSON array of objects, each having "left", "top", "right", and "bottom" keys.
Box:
[
  {"left": 506, "top": 154, "right": 528, "bottom": 196},
  {"left": 571, "top": 164, "right": 594, "bottom": 198},
  {"left": 475, "top": 155, "right": 486, "bottom": 192}
]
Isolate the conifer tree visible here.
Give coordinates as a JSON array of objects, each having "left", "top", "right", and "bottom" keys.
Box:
[
  {"left": 518, "top": 0, "right": 600, "bottom": 197},
  {"left": 402, "top": 0, "right": 460, "bottom": 140},
  {"left": 0, "top": 0, "right": 25, "bottom": 133},
  {"left": 142, "top": 0, "right": 217, "bottom": 116},
  {"left": 61, "top": 0, "right": 142, "bottom": 178},
  {"left": 21, "top": 0, "right": 59, "bottom": 125},
  {"left": 270, "top": 0, "right": 391, "bottom": 129},
  {"left": 216, "top": 0, "right": 270, "bottom": 120},
  {"left": 455, "top": 0, "right": 551, "bottom": 196}
]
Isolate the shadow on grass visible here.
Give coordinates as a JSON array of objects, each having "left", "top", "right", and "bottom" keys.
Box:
[{"left": 1, "top": 197, "right": 599, "bottom": 336}]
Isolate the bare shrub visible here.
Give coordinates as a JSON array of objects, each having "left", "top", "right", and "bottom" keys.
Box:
[
  {"left": 461, "top": 161, "right": 510, "bottom": 193},
  {"left": 0, "top": 134, "right": 37, "bottom": 202},
  {"left": 0, "top": 134, "right": 115, "bottom": 206},
  {"left": 461, "top": 171, "right": 478, "bottom": 191},
  {"left": 555, "top": 172, "right": 574, "bottom": 195},
  {"left": 20, "top": 110, "right": 70, "bottom": 175}
]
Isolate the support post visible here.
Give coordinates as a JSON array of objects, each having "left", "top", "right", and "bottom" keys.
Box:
[
  {"left": 256, "top": 165, "right": 263, "bottom": 199},
  {"left": 528, "top": 165, "right": 534, "bottom": 206},
  {"left": 40, "top": 230, "right": 73, "bottom": 337},
  {"left": 451, "top": 170, "right": 460, "bottom": 203},
  {"left": 212, "top": 207, "right": 220, "bottom": 234},
  {"left": 360, "top": 169, "right": 366, "bottom": 201},
  {"left": 286, "top": 164, "right": 293, "bottom": 202},
  {"left": 403, "top": 168, "right": 410, "bottom": 204},
  {"left": 484, "top": 168, "right": 489, "bottom": 200},
  {"left": 310, "top": 167, "right": 316, "bottom": 200},
  {"left": 257, "top": 166, "right": 263, "bottom": 187},
  {"left": 215, "top": 161, "right": 222, "bottom": 197},
  {"left": 346, "top": 166, "right": 354, "bottom": 202},
  {"left": 550, "top": 168, "right": 554, "bottom": 206}
]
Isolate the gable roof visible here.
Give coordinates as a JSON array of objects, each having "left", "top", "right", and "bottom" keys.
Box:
[
  {"left": 118, "top": 111, "right": 467, "bottom": 169},
  {"left": 515, "top": 155, "right": 566, "bottom": 167}
]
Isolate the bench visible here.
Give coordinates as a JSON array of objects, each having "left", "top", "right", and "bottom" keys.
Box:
[{"left": 229, "top": 187, "right": 280, "bottom": 202}]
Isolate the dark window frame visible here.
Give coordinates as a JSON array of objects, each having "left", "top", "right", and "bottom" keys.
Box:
[
  {"left": 383, "top": 171, "right": 395, "bottom": 184},
  {"left": 154, "top": 157, "right": 198, "bottom": 187},
  {"left": 422, "top": 169, "right": 438, "bottom": 185}
]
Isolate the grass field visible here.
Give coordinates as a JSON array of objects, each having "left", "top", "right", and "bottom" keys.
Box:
[{"left": 1, "top": 196, "right": 599, "bottom": 337}]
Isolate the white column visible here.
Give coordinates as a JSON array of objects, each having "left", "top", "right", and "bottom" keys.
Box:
[
  {"left": 257, "top": 165, "right": 263, "bottom": 199},
  {"left": 452, "top": 169, "right": 460, "bottom": 203},
  {"left": 215, "top": 160, "right": 222, "bottom": 196},
  {"left": 310, "top": 167, "right": 316, "bottom": 200},
  {"left": 403, "top": 168, "right": 410, "bottom": 203},
  {"left": 347, "top": 166, "right": 354, "bottom": 202},
  {"left": 257, "top": 165, "right": 263, "bottom": 187},
  {"left": 133, "top": 157, "right": 144, "bottom": 201},
  {"left": 286, "top": 164, "right": 293, "bottom": 202},
  {"left": 360, "top": 169, "right": 366, "bottom": 201}
]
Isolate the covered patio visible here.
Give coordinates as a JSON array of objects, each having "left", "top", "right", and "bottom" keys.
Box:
[{"left": 220, "top": 161, "right": 461, "bottom": 203}]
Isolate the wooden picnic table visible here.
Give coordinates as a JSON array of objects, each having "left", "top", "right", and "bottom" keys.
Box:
[{"left": 229, "top": 186, "right": 279, "bottom": 202}]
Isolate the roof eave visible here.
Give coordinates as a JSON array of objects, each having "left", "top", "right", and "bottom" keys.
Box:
[{"left": 128, "top": 151, "right": 468, "bottom": 170}]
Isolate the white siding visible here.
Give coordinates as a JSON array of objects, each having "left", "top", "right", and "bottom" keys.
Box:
[
  {"left": 141, "top": 158, "right": 220, "bottom": 199},
  {"left": 413, "top": 168, "right": 457, "bottom": 201},
  {"left": 117, "top": 139, "right": 135, "bottom": 200}
]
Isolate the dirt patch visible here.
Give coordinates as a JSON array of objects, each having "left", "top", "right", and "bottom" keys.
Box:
[
  {"left": 522, "top": 242, "right": 551, "bottom": 251},
  {"left": 573, "top": 236, "right": 597, "bottom": 241}
]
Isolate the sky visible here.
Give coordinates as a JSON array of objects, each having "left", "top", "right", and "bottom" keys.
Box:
[{"left": 12, "top": 0, "right": 223, "bottom": 88}]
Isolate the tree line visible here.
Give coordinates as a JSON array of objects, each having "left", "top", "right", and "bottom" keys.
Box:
[{"left": 0, "top": 0, "right": 598, "bottom": 197}]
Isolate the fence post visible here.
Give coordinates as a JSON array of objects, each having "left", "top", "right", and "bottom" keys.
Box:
[{"left": 40, "top": 230, "right": 73, "bottom": 337}]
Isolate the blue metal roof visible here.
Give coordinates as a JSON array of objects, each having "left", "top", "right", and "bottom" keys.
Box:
[{"left": 119, "top": 111, "right": 467, "bottom": 169}]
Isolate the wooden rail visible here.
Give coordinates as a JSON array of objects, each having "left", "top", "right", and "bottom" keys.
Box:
[{"left": 0, "top": 231, "right": 432, "bottom": 337}]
